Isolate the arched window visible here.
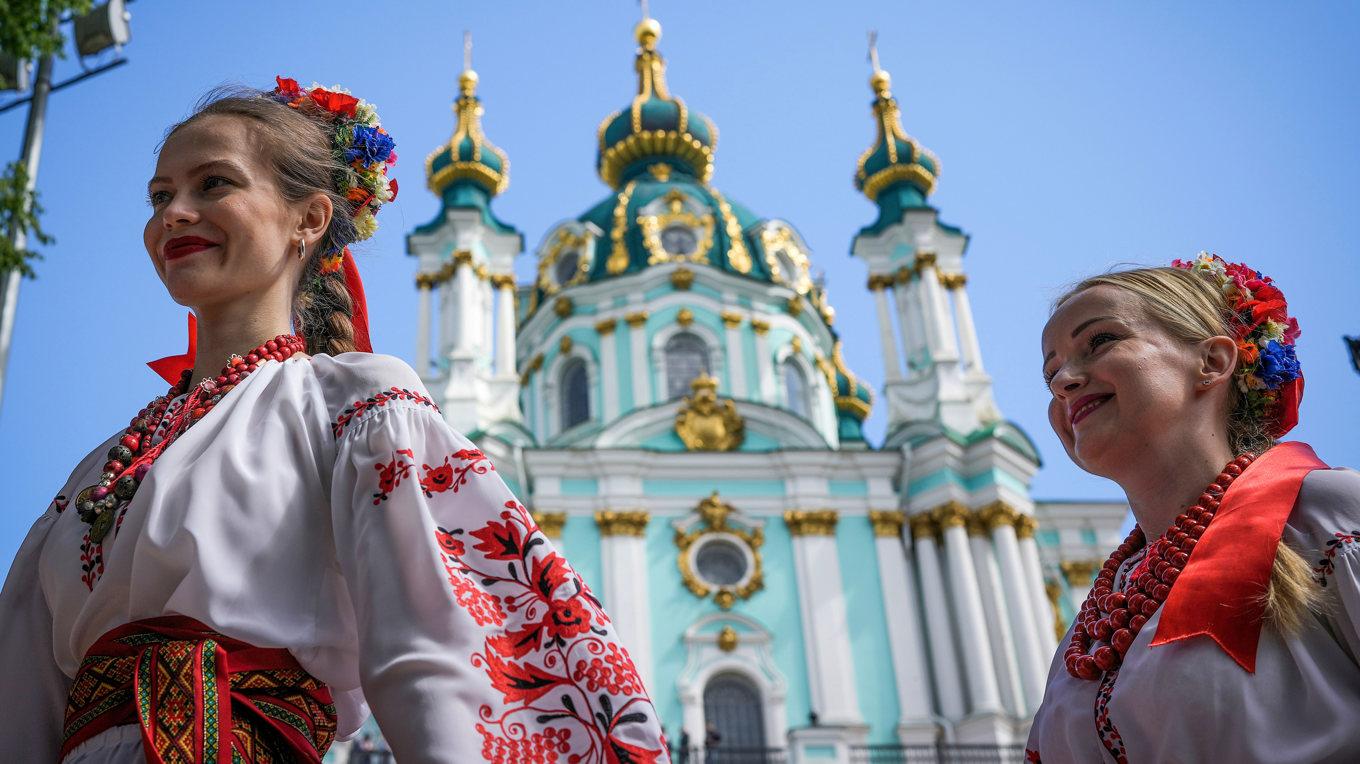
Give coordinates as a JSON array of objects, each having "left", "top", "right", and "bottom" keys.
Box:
[
  {"left": 664, "top": 332, "right": 710, "bottom": 400},
  {"left": 702, "top": 672, "right": 766, "bottom": 756},
  {"left": 782, "top": 360, "right": 809, "bottom": 419},
  {"left": 560, "top": 358, "right": 590, "bottom": 431}
]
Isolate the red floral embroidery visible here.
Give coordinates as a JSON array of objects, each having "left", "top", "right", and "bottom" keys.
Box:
[
  {"left": 1025, "top": 750, "right": 1041, "bottom": 763},
  {"left": 1094, "top": 670, "right": 1128, "bottom": 764},
  {"left": 1313, "top": 529, "right": 1360, "bottom": 587},
  {"left": 332, "top": 387, "right": 439, "bottom": 438},
  {"left": 80, "top": 533, "right": 104, "bottom": 591},
  {"left": 51, "top": 494, "right": 68, "bottom": 514},
  {"left": 372, "top": 449, "right": 416, "bottom": 505},
  {"left": 435, "top": 493, "right": 662, "bottom": 762},
  {"left": 419, "top": 449, "right": 492, "bottom": 497}
]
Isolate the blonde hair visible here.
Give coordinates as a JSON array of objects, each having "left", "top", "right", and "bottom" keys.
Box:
[{"left": 1056, "top": 266, "right": 1324, "bottom": 633}]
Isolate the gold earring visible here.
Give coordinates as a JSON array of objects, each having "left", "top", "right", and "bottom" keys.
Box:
[{"left": 298, "top": 240, "right": 306, "bottom": 260}]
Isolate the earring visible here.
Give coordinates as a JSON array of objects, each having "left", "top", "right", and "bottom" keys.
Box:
[
  {"left": 1201, "top": 379, "right": 1212, "bottom": 386},
  {"left": 297, "top": 240, "right": 307, "bottom": 260}
]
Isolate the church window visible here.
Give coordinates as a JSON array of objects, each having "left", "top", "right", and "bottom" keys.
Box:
[
  {"left": 702, "top": 673, "right": 767, "bottom": 752},
  {"left": 694, "top": 538, "right": 750, "bottom": 587},
  {"left": 553, "top": 249, "right": 581, "bottom": 287},
  {"left": 665, "top": 332, "right": 710, "bottom": 399},
  {"left": 661, "top": 225, "right": 700, "bottom": 257},
  {"left": 560, "top": 358, "right": 590, "bottom": 431},
  {"left": 782, "top": 360, "right": 809, "bottom": 419}
]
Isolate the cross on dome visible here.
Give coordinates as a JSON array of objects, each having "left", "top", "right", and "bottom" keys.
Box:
[
  {"left": 854, "top": 36, "right": 940, "bottom": 204},
  {"left": 424, "top": 31, "right": 510, "bottom": 199}
]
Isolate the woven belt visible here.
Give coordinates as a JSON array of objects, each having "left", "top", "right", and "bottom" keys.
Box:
[{"left": 61, "top": 615, "right": 336, "bottom": 763}]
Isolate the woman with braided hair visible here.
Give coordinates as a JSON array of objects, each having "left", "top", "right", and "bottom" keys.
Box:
[
  {"left": 0, "top": 79, "right": 667, "bottom": 762},
  {"left": 1026, "top": 256, "right": 1360, "bottom": 763}
]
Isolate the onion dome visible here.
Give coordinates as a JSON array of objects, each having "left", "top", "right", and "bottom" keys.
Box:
[
  {"left": 854, "top": 65, "right": 939, "bottom": 206},
  {"left": 596, "top": 19, "right": 717, "bottom": 189},
  {"left": 822, "top": 340, "right": 873, "bottom": 441},
  {"left": 425, "top": 66, "right": 509, "bottom": 204}
]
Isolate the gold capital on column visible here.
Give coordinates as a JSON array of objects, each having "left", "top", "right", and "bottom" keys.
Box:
[
  {"left": 938, "top": 272, "right": 967, "bottom": 290},
  {"left": 595, "top": 318, "right": 618, "bottom": 335},
  {"left": 868, "top": 510, "right": 905, "bottom": 538},
  {"left": 1060, "top": 559, "right": 1098, "bottom": 586},
  {"left": 978, "top": 501, "right": 1020, "bottom": 531},
  {"left": 595, "top": 510, "right": 650, "bottom": 537},
  {"left": 720, "top": 310, "right": 743, "bottom": 328},
  {"left": 930, "top": 501, "right": 969, "bottom": 529},
  {"left": 907, "top": 512, "right": 938, "bottom": 541},
  {"left": 532, "top": 512, "right": 567, "bottom": 538},
  {"left": 490, "top": 273, "right": 516, "bottom": 290},
  {"left": 452, "top": 249, "right": 475, "bottom": 268},
  {"left": 1014, "top": 514, "right": 1038, "bottom": 539},
  {"left": 750, "top": 318, "right": 771, "bottom": 335},
  {"left": 913, "top": 250, "right": 938, "bottom": 270},
  {"left": 625, "top": 310, "right": 650, "bottom": 328},
  {"left": 784, "top": 509, "right": 838, "bottom": 536},
  {"left": 671, "top": 267, "right": 695, "bottom": 290}
]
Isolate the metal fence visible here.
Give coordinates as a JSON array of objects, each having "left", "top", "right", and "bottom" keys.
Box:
[
  {"left": 675, "top": 746, "right": 790, "bottom": 764},
  {"left": 850, "top": 744, "right": 1029, "bottom": 764}
]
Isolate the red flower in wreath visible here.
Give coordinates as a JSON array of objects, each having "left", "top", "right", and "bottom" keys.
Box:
[
  {"left": 274, "top": 75, "right": 301, "bottom": 99},
  {"left": 309, "top": 88, "right": 359, "bottom": 117}
]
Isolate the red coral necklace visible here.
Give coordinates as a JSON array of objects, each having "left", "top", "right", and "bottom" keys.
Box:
[
  {"left": 75, "top": 334, "right": 305, "bottom": 542},
  {"left": 1065, "top": 452, "right": 1257, "bottom": 679}
]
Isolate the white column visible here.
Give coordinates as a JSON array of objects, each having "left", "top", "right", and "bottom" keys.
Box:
[
  {"left": 949, "top": 277, "right": 985, "bottom": 375},
  {"left": 752, "top": 321, "right": 775, "bottom": 402},
  {"left": 894, "top": 278, "right": 925, "bottom": 375},
  {"left": 787, "top": 511, "right": 862, "bottom": 725},
  {"left": 627, "top": 314, "right": 649, "bottom": 408},
  {"left": 722, "top": 312, "right": 747, "bottom": 398},
  {"left": 479, "top": 276, "right": 494, "bottom": 365},
  {"left": 933, "top": 504, "right": 1002, "bottom": 717},
  {"left": 596, "top": 512, "right": 653, "bottom": 690},
  {"left": 968, "top": 524, "right": 1024, "bottom": 718},
  {"left": 598, "top": 320, "right": 620, "bottom": 422},
  {"left": 990, "top": 517, "right": 1047, "bottom": 711},
  {"left": 917, "top": 256, "right": 960, "bottom": 363},
  {"left": 871, "top": 279, "right": 903, "bottom": 383},
  {"left": 441, "top": 280, "right": 457, "bottom": 360},
  {"left": 908, "top": 513, "right": 965, "bottom": 722},
  {"left": 870, "top": 513, "right": 937, "bottom": 742},
  {"left": 1017, "top": 516, "right": 1059, "bottom": 656},
  {"left": 452, "top": 260, "right": 475, "bottom": 355},
  {"left": 417, "top": 282, "right": 432, "bottom": 378},
  {"left": 493, "top": 276, "right": 517, "bottom": 378}
]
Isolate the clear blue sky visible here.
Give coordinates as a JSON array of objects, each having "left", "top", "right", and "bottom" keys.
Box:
[{"left": 1, "top": 1, "right": 1356, "bottom": 573}]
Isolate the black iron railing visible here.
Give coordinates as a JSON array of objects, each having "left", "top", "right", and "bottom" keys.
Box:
[
  {"left": 850, "top": 743, "right": 1029, "bottom": 764},
  {"left": 675, "top": 746, "right": 789, "bottom": 764}
]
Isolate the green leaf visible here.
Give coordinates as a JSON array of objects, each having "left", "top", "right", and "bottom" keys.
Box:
[
  {"left": 0, "top": 0, "right": 93, "bottom": 59},
  {"left": 0, "top": 161, "right": 52, "bottom": 279}
]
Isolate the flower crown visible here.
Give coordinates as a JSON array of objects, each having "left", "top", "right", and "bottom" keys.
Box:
[
  {"left": 269, "top": 76, "right": 398, "bottom": 274},
  {"left": 1171, "top": 252, "right": 1302, "bottom": 434}
]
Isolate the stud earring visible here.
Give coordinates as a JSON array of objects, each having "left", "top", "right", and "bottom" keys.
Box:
[{"left": 1201, "top": 379, "right": 1212, "bottom": 386}]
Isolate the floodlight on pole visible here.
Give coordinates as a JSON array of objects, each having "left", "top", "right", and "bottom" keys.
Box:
[
  {"left": 0, "top": 51, "right": 30, "bottom": 93},
  {"left": 74, "top": 0, "right": 132, "bottom": 57}
]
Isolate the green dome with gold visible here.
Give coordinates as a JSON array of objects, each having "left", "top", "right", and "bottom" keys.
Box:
[
  {"left": 425, "top": 69, "right": 509, "bottom": 202},
  {"left": 854, "top": 68, "right": 939, "bottom": 205}
]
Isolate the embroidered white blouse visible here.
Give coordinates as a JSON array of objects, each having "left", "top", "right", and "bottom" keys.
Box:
[
  {"left": 1026, "top": 466, "right": 1360, "bottom": 763},
  {"left": 0, "top": 353, "right": 667, "bottom": 762}
]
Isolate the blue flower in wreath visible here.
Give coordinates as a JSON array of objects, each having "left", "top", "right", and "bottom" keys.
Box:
[
  {"left": 345, "top": 124, "right": 395, "bottom": 165},
  {"left": 1256, "top": 340, "right": 1300, "bottom": 389}
]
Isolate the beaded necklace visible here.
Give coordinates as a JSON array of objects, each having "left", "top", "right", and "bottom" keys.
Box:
[
  {"left": 75, "top": 334, "right": 305, "bottom": 543},
  {"left": 1065, "top": 452, "right": 1257, "bottom": 679}
]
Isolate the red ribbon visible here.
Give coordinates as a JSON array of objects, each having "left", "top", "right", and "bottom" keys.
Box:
[
  {"left": 1150, "top": 441, "right": 1328, "bottom": 671},
  {"left": 147, "top": 254, "right": 372, "bottom": 382}
]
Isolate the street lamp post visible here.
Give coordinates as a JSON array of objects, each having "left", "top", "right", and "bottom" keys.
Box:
[{"left": 0, "top": 2, "right": 131, "bottom": 409}]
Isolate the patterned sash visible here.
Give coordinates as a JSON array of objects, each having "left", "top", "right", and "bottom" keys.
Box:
[{"left": 61, "top": 615, "right": 336, "bottom": 763}]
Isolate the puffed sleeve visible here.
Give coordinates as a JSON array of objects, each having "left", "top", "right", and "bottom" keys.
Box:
[
  {"left": 1302, "top": 468, "right": 1360, "bottom": 660},
  {"left": 0, "top": 507, "right": 71, "bottom": 760},
  {"left": 323, "top": 355, "right": 668, "bottom": 763}
]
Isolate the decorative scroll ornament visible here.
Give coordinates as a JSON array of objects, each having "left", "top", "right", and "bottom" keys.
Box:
[
  {"left": 536, "top": 227, "right": 594, "bottom": 295},
  {"left": 638, "top": 189, "right": 715, "bottom": 266},
  {"left": 674, "top": 492, "right": 765, "bottom": 610},
  {"left": 675, "top": 375, "right": 744, "bottom": 451}
]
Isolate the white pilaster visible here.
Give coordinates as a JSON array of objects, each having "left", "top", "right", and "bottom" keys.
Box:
[
  {"left": 597, "top": 513, "right": 654, "bottom": 690},
  {"left": 722, "top": 312, "right": 747, "bottom": 398},
  {"left": 933, "top": 506, "right": 1003, "bottom": 723},
  {"left": 417, "top": 283, "right": 432, "bottom": 378},
  {"left": 493, "top": 277, "right": 517, "bottom": 378},
  {"left": 787, "top": 512, "right": 862, "bottom": 725},
  {"left": 968, "top": 528, "right": 1024, "bottom": 718},
  {"left": 949, "top": 278, "right": 985, "bottom": 375},
  {"left": 599, "top": 321, "right": 620, "bottom": 422},
  {"left": 894, "top": 279, "right": 925, "bottom": 375},
  {"left": 917, "top": 257, "right": 960, "bottom": 363},
  {"left": 871, "top": 282, "right": 903, "bottom": 382},
  {"left": 627, "top": 315, "right": 650, "bottom": 408},
  {"left": 908, "top": 514, "right": 965, "bottom": 722},
  {"left": 452, "top": 260, "right": 476, "bottom": 355},
  {"left": 870, "top": 513, "right": 937, "bottom": 742},
  {"left": 479, "top": 277, "right": 494, "bottom": 368},
  {"left": 1017, "top": 519, "right": 1059, "bottom": 656},
  {"left": 753, "top": 323, "right": 775, "bottom": 402}
]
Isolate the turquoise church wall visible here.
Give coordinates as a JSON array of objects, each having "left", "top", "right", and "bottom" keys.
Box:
[
  {"left": 562, "top": 517, "right": 605, "bottom": 596},
  {"left": 837, "top": 519, "right": 901, "bottom": 743}
]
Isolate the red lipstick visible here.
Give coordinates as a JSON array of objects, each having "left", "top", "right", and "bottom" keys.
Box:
[
  {"left": 1069, "top": 394, "right": 1112, "bottom": 427},
  {"left": 164, "top": 236, "right": 219, "bottom": 261}
]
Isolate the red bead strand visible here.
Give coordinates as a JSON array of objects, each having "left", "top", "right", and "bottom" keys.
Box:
[
  {"left": 75, "top": 334, "right": 305, "bottom": 542},
  {"left": 1064, "top": 453, "right": 1256, "bottom": 680}
]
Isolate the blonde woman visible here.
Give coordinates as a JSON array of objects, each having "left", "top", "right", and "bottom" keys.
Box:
[
  {"left": 0, "top": 79, "right": 666, "bottom": 762},
  {"left": 1026, "top": 255, "right": 1359, "bottom": 762}
]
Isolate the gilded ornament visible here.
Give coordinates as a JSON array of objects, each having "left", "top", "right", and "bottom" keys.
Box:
[
  {"left": 670, "top": 267, "right": 695, "bottom": 290},
  {"left": 913, "top": 250, "right": 938, "bottom": 270},
  {"left": 1014, "top": 514, "right": 1038, "bottom": 539},
  {"left": 554, "top": 297, "right": 574, "bottom": 318},
  {"left": 750, "top": 318, "right": 771, "bottom": 335},
  {"left": 978, "top": 501, "right": 1020, "bottom": 532},
  {"left": 473, "top": 264, "right": 489, "bottom": 282},
  {"left": 559, "top": 336, "right": 574, "bottom": 354},
  {"left": 717, "top": 625, "right": 739, "bottom": 652},
  {"left": 595, "top": 510, "right": 650, "bottom": 537},
  {"left": 894, "top": 265, "right": 915, "bottom": 285},
  {"left": 866, "top": 273, "right": 895, "bottom": 292},
  {"left": 530, "top": 354, "right": 544, "bottom": 371},
  {"left": 537, "top": 228, "right": 593, "bottom": 295},
  {"left": 789, "top": 336, "right": 802, "bottom": 354},
  {"left": 595, "top": 318, "right": 618, "bottom": 336},
  {"left": 649, "top": 162, "right": 673, "bottom": 182},
  {"left": 425, "top": 68, "right": 510, "bottom": 196},
  {"left": 965, "top": 510, "right": 988, "bottom": 537},
  {"left": 490, "top": 273, "right": 516, "bottom": 291},
  {"left": 786, "top": 297, "right": 803, "bottom": 317},
  {"left": 930, "top": 501, "right": 969, "bottom": 529},
  {"left": 759, "top": 225, "right": 812, "bottom": 293},
  {"left": 532, "top": 512, "right": 567, "bottom": 538},
  {"left": 625, "top": 310, "right": 650, "bottom": 328},
  {"left": 453, "top": 250, "right": 475, "bottom": 267},
  {"left": 720, "top": 311, "right": 742, "bottom": 329},
  {"left": 938, "top": 271, "right": 967, "bottom": 290},
  {"left": 1060, "top": 559, "right": 1099, "bottom": 586},
  {"left": 784, "top": 509, "right": 838, "bottom": 536},
  {"left": 676, "top": 308, "right": 694, "bottom": 327},
  {"left": 710, "top": 188, "right": 751, "bottom": 274},
  {"left": 852, "top": 65, "right": 938, "bottom": 201},
  {"left": 1045, "top": 581, "right": 1069, "bottom": 641},
  {"left": 607, "top": 180, "right": 638, "bottom": 274},
  {"left": 907, "top": 512, "right": 938, "bottom": 541},
  {"left": 675, "top": 375, "right": 744, "bottom": 452},
  {"left": 674, "top": 493, "right": 764, "bottom": 609},
  {"left": 638, "top": 190, "right": 715, "bottom": 267},
  {"left": 868, "top": 510, "right": 905, "bottom": 538}
]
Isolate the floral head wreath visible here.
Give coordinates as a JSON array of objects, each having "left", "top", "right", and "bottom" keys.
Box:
[{"left": 1171, "top": 252, "right": 1304, "bottom": 438}]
